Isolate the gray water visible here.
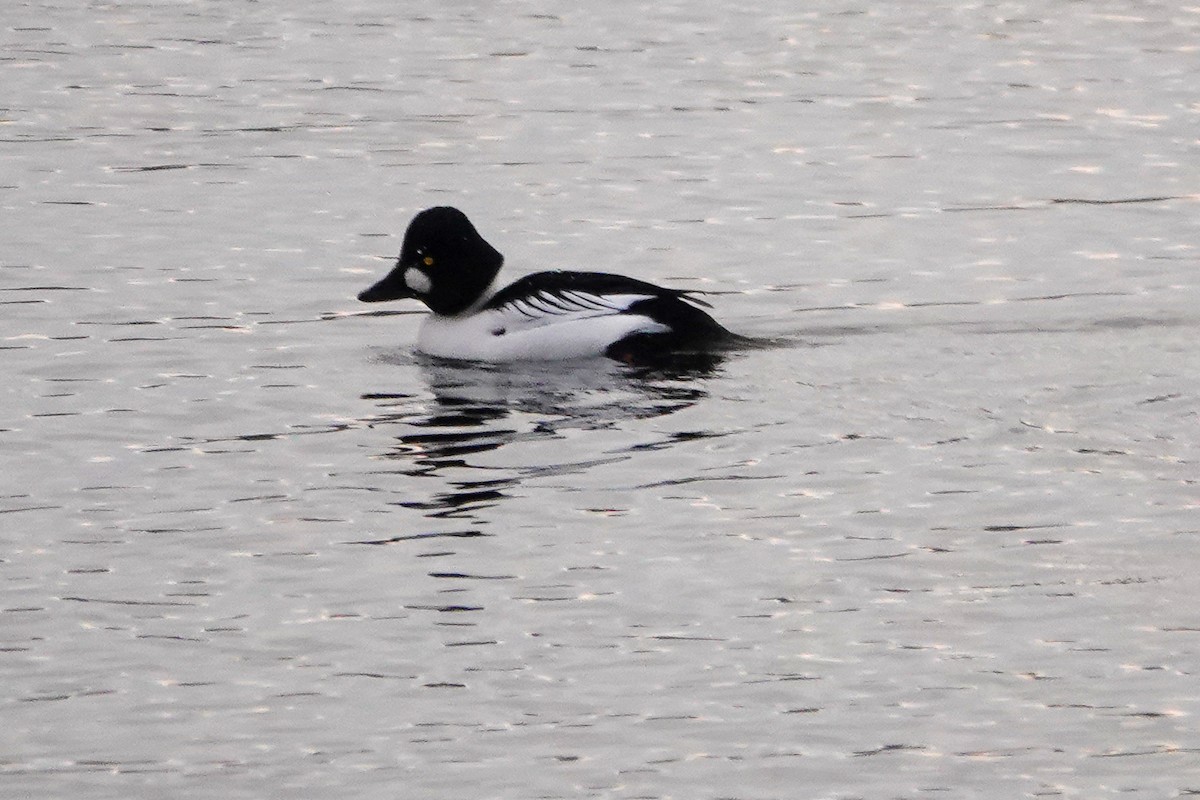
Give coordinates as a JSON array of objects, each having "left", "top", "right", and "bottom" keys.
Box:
[{"left": 3, "top": 2, "right": 1198, "bottom": 798}]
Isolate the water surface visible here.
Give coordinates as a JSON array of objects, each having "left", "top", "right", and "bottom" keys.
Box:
[{"left": 2, "top": 2, "right": 1198, "bottom": 798}]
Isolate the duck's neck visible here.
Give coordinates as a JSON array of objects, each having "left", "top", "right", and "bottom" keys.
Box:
[{"left": 437, "top": 278, "right": 500, "bottom": 318}]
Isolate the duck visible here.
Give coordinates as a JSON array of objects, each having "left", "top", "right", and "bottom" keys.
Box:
[{"left": 357, "top": 206, "right": 738, "bottom": 363}]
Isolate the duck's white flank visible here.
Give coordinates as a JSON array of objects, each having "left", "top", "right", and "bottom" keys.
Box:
[{"left": 415, "top": 291, "right": 668, "bottom": 361}]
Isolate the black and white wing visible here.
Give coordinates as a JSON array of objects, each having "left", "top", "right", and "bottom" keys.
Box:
[{"left": 483, "top": 271, "right": 719, "bottom": 333}]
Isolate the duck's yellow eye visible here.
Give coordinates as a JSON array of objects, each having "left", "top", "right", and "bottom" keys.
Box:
[{"left": 423, "top": 256, "right": 435, "bottom": 267}]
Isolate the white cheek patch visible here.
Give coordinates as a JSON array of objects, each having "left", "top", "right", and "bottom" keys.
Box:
[{"left": 404, "top": 268, "right": 432, "bottom": 295}]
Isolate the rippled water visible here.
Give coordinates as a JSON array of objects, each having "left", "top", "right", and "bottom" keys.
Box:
[{"left": 3, "top": 2, "right": 1199, "bottom": 798}]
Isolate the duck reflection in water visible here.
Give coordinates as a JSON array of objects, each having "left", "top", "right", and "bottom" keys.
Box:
[{"left": 359, "top": 351, "right": 727, "bottom": 521}]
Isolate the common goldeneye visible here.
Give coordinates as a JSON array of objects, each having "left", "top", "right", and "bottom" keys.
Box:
[{"left": 357, "top": 206, "right": 737, "bottom": 363}]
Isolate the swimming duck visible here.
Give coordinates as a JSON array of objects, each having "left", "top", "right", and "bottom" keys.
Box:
[{"left": 358, "top": 206, "right": 736, "bottom": 363}]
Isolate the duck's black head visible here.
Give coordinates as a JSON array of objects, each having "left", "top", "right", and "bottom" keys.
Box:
[{"left": 357, "top": 206, "right": 504, "bottom": 316}]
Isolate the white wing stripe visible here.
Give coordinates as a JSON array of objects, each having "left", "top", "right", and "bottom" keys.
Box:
[
  {"left": 535, "top": 291, "right": 576, "bottom": 312},
  {"left": 494, "top": 291, "right": 657, "bottom": 327},
  {"left": 560, "top": 290, "right": 619, "bottom": 310},
  {"left": 511, "top": 299, "right": 542, "bottom": 318}
]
